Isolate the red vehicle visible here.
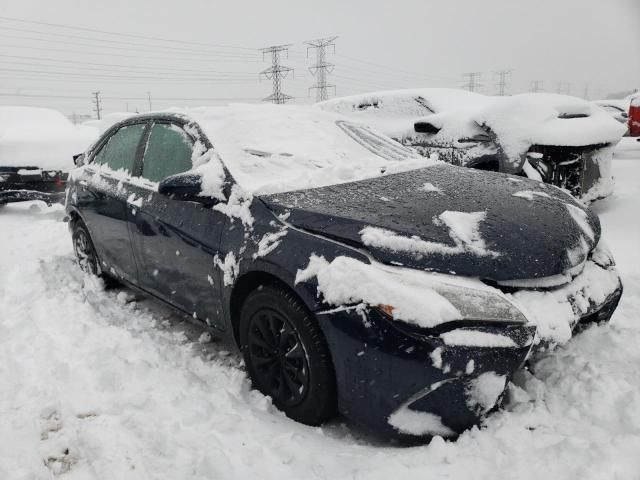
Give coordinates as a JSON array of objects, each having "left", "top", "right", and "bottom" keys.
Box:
[{"left": 629, "top": 96, "right": 640, "bottom": 137}]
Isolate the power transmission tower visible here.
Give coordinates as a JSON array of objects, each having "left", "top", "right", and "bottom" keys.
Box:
[
  {"left": 305, "top": 36, "right": 338, "bottom": 102},
  {"left": 494, "top": 69, "right": 512, "bottom": 96},
  {"left": 555, "top": 82, "right": 571, "bottom": 95},
  {"left": 260, "top": 44, "right": 294, "bottom": 104},
  {"left": 462, "top": 72, "right": 482, "bottom": 92},
  {"left": 530, "top": 80, "right": 544, "bottom": 92},
  {"left": 91, "top": 91, "right": 102, "bottom": 120}
]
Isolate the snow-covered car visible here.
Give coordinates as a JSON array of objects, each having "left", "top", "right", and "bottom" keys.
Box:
[
  {"left": 318, "top": 89, "right": 627, "bottom": 202},
  {"left": 65, "top": 105, "right": 622, "bottom": 440},
  {"left": 0, "top": 106, "right": 98, "bottom": 206},
  {"left": 593, "top": 99, "right": 630, "bottom": 127}
]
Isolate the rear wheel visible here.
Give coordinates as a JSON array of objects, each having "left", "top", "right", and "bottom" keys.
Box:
[
  {"left": 239, "top": 285, "right": 337, "bottom": 426},
  {"left": 72, "top": 220, "right": 118, "bottom": 287},
  {"left": 72, "top": 221, "right": 100, "bottom": 276}
]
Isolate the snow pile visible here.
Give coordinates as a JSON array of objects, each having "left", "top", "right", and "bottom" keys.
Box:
[
  {"left": 0, "top": 106, "right": 98, "bottom": 170},
  {"left": 465, "top": 372, "right": 507, "bottom": 414},
  {"left": 388, "top": 407, "right": 455, "bottom": 437},
  {"left": 361, "top": 210, "right": 498, "bottom": 258},
  {"left": 421, "top": 182, "right": 442, "bottom": 193},
  {"left": 171, "top": 104, "right": 434, "bottom": 195},
  {"left": 512, "top": 190, "right": 551, "bottom": 200},
  {"left": 440, "top": 330, "right": 517, "bottom": 348},
  {"left": 296, "top": 255, "right": 462, "bottom": 328}
]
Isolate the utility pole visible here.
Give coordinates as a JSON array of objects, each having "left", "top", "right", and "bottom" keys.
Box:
[
  {"left": 530, "top": 80, "right": 544, "bottom": 92},
  {"left": 305, "top": 36, "right": 338, "bottom": 102},
  {"left": 583, "top": 82, "right": 590, "bottom": 100},
  {"left": 494, "top": 69, "right": 512, "bottom": 96},
  {"left": 260, "top": 44, "right": 294, "bottom": 104},
  {"left": 147, "top": 91, "right": 152, "bottom": 111},
  {"left": 91, "top": 91, "right": 102, "bottom": 120},
  {"left": 462, "top": 72, "right": 482, "bottom": 92}
]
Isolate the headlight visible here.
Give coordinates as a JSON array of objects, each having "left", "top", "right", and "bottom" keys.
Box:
[{"left": 378, "top": 279, "right": 528, "bottom": 326}]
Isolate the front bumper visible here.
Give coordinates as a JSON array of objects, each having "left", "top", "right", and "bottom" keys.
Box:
[
  {"left": 0, "top": 167, "right": 67, "bottom": 205},
  {"left": 316, "top": 307, "right": 536, "bottom": 439}
]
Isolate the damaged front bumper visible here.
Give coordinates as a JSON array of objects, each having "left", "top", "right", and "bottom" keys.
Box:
[
  {"left": 0, "top": 167, "right": 67, "bottom": 205},
  {"left": 316, "top": 307, "right": 536, "bottom": 440}
]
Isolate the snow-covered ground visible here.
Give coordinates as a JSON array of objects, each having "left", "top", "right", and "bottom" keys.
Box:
[{"left": 1, "top": 142, "right": 640, "bottom": 479}]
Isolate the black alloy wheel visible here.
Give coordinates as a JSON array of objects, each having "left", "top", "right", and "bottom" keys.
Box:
[{"left": 239, "top": 285, "right": 337, "bottom": 425}]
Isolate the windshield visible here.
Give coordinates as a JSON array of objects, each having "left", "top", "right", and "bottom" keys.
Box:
[{"left": 185, "top": 105, "right": 435, "bottom": 195}]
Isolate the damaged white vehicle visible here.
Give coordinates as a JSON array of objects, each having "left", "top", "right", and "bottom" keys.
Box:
[{"left": 318, "top": 89, "right": 627, "bottom": 202}]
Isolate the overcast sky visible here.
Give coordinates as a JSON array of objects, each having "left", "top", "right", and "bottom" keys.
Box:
[{"left": 1, "top": 0, "right": 638, "bottom": 116}]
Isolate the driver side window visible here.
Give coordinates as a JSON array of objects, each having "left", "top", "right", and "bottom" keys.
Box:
[
  {"left": 141, "top": 123, "right": 194, "bottom": 183},
  {"left": 93, "top": 123, "right": 146, "bottom": 175}
]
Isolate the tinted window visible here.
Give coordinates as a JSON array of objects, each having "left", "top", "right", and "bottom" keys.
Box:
[
  {"left": 93, "top": 123, "right": 146, "bottom": 174},
  {"left": 141, "top": 123, "right": 194, "bottom": 182}
]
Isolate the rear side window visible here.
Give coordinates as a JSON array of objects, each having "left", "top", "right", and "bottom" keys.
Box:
[
  {"left": 141, "top": 123, "right": 194, "bottom": 182},
  {"left": 93, "top": 123, "right": 146, "bottom": 174}
]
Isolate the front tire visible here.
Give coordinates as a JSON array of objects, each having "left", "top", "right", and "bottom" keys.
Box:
[{"left": 239, "top": 285, "right": 337, "bottom": 426}]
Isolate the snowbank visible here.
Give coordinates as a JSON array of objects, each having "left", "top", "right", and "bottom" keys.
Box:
[{"left": 0, "top": 106, "right": 98, "bottom": 171}]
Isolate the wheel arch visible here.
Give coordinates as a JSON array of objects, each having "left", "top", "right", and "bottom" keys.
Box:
[{"left": 228, "top": 268, "right": 319, "bottom": 349}]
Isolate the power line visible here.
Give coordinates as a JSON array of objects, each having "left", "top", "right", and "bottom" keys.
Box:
[
  {"left": 0, "top": 15, "right": 258, "bottom": 51},
  {"left": 462, "top": 72, "right": 482, "bottom": 92},
  {"left": 494, "top": 69, "right": 512, "bottom": 96},
  {"left": 0, "top": 54, "right": 256, "bottom": 76},
  {"left": 260, "top": 45, "right": 294, "bottom": 104},
  {"left": 0, "top": 31, "right": 260, "bottom": 60},
  {"left": 92, "top": 91, "right": 102, "bottom": 120},
  {"left": 0, "top": 92, "right": 264, "bottom": 101},
  {"left": 305, "top": 36, "right": 337, "bottom": 102}
]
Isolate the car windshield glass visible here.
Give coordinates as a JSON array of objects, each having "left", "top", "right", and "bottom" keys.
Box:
[{"left": 185, "top": 105, "right": 434, "bottom": 195}]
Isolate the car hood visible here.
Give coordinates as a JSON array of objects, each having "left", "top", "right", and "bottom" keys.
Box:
[{"left": 259, "top": 164, "right": 601, "bottom": 282}]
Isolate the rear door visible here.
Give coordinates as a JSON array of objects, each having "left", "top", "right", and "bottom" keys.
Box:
[
  {"left": 126, "top": 120, "right": 227, "bottom": 328},
  {"left": 79, "top": 122, "right": 148, "bottom": 283}
]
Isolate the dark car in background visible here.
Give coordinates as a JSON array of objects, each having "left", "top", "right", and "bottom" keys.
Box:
[
  {"left": 318, "top": 89, "right": 627, "bottom": 202},
  {"left": 65, "top": 105, "right": 622, "bottom": 440},
  {"left": 0, "top": 106, "right": 97, "bottom": 206}
]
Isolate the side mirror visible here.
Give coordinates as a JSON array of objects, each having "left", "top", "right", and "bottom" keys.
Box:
[
  {"left": 414, "top": 121, "right": 441, "bottom": 135},
  {"left": 158, "top": 172, "right": 219, "bottom": 205},
  {"left": 73, "top": 153, "right": 85, "bottom": 166}
]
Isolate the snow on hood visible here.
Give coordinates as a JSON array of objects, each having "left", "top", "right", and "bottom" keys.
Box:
[
  {"left": 170, "top": 104, "right": 434, "bottom": 195},
  {"left": 0, "top": 106, "right": 98, "bottom": 170},
  {"left": 319, "top": 89, "right": 626, "bottom": 166}
]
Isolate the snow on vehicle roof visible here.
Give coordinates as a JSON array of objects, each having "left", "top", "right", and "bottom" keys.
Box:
[
  {"left": 316, "top": 88, "right": 490, "bottom": 138},
  {"left": 0, "top": 106, "right": 98, "bottom": 170},
  {"left": 172, "top": 104, "right": 435, "bottom": 195}
]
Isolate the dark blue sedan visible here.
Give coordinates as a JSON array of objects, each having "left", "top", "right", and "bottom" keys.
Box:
[{"left": 65, "top": 105, "right": 622, "bottom": 440}]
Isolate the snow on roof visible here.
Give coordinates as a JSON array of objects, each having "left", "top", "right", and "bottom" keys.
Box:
[
  {"left": 173, "top": 104, "right": 434, "bottom": 195},
  {"left": 0, "top": 106, "right": 98, "bottom": 170},
  {"left": 316, "top": 88, "right": 490, "bottom": 138}
]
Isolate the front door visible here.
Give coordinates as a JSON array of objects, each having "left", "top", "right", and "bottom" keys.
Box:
[{"left": 127, "top": 120, "right": 228, "bottom": 329}]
